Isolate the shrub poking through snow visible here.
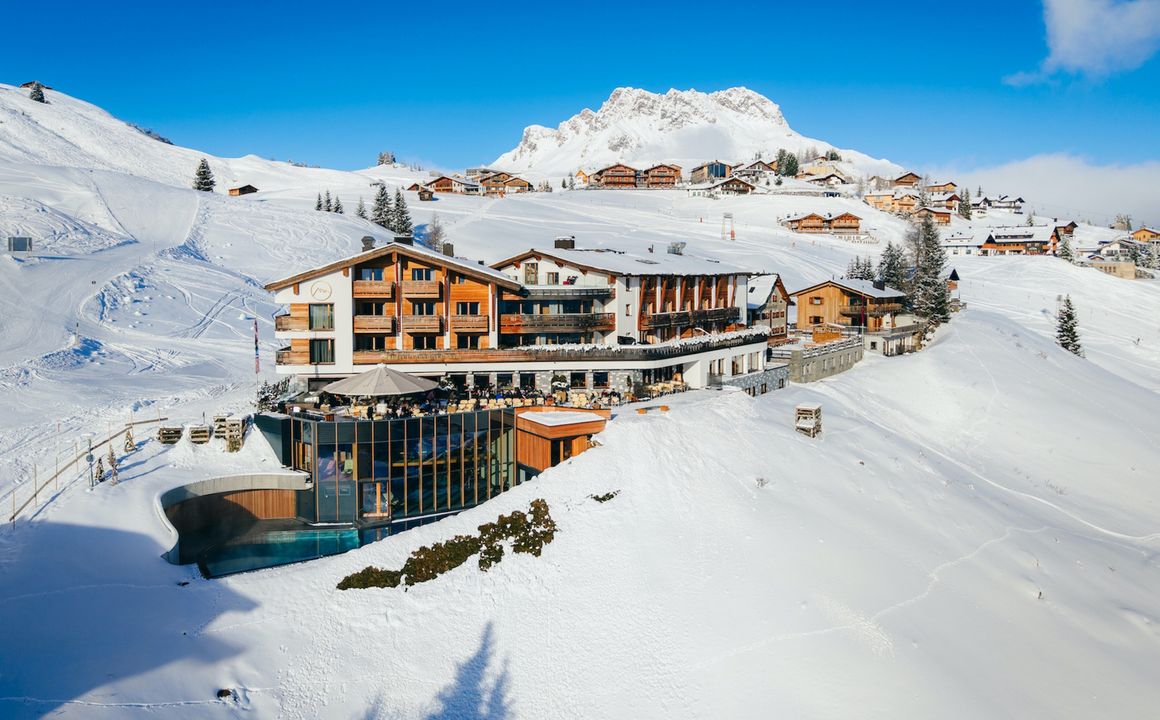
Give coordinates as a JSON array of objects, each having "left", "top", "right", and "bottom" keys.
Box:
[
  {"left": 337, "top": 499, "right": 558, "bottom": 590},
  {"left": 590, "top": 490, "right": 620, "bottom": 503}
]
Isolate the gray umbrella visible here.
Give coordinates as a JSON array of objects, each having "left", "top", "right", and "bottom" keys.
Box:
[{"left": 322, "top": 364, "right": 439, "bottom": 397}]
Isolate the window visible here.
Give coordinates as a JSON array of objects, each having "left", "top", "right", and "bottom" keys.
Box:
[
  {"left": 308, "top": 304, "right": 334, "bottom": 330},
  {"left": 809, "top": 296, "right": 823, "bottom": 305},
  {"left": 546, "top": 272, "right": 560, "bottom": 284},
  {"left": 570, "top": 372, "right": 587, "bottom": 389},
  {"left": 519, "top": 372, "right": 536, "bottom": 389},
  {"left": 355, "top": 334, "right": 390, "bottom": 351},
  {"left": 309, "top": 339, "right": 334, "bottom": 364},
  {"left": 456, "top": 334, "right": 480, "bottom": 349},
  {"left": 456, "top": 301, "right": 480, "bottom": 315},
  {"left": 411, "top": 267, "right": 434, "bottom": 281},
  {"left": 497, "top": 373, "right": 513, "bottom": 388},
  {"left": 412, "top": 301, "right": 436, "bottom": 315},
  {"left": 355, "top": 300, "right": 386, "bottom": 316},
  {"left": 413, "top": 334, "right": 438, "bottom": 350},
  {"left": 593, "top": 371, "right": 609, "bottom": 389},
  {"left": 450, "top": 273, "right": 466, "bottom": 284},
  {"left": 624, "top": 303, "right": 632, "bottom": 316},
  {"left": 523, "top": 262, "right": 538, "bottom": 285},
  {"left": 360, "top": 267, "right": 383, "bottom": 281}
]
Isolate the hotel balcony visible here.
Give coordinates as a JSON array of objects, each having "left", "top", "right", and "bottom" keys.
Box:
[
  {"left": 353, "top": 314, "right": 396, "bottom": 333},
  {"left": 499, "top": 312, "right": 615, "bottom": 333},
  {"left": 274, "top": 314, "right": 307, "bottom": 331},
  {"left": 400, "top": 314, "right": 443, "bottom": 332},
  {"left": 691, "top": 307, "right": 739, "bottom": 323},
  {"left": 838, "top": 303, "right": 903, "bottom": 318},
  {"left": 401, "top": 280, "right": 441, "bottom": 298},
  {"left": 275, "top": 348, "right": 310, "bottom": 365},
  {"left": 352, "top": 280, "right": 395, "bottom": 297},
  {"left": 450, "top": 314, "right": 489, "bottom": 332}
]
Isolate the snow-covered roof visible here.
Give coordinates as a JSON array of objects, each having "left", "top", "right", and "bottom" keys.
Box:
[
  {"left": 265, "top": 240, "right": 521, "bottom": 291},
  {"left": 986, "top": 226, "right": 1054, "bottom": 244},
  {"left": 746, "top": 273, "right": 790, "bottom": 310},
  {"left": 494, "top": 246, "right": 757, "bottom": 277},
  {"left": 520, "top": 410, "right": 607, "bottom": 427},
  {"left": 791, "top": 278, "right": 906, "bottom": 299}
]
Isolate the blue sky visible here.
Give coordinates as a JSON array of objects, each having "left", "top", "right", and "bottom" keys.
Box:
[{"left": 2, "top": 1, "right": 1158, "bottom": 172}]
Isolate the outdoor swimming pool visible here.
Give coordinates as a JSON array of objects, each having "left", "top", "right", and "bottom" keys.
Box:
[{"left": 200, "top": 527, "right": 361, "bottom": 577}]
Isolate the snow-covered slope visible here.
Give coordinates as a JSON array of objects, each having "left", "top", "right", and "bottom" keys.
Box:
[
  {"left": 493, "top": 87, "right": 903, "bottom": 178},
  {"left": 1, "top": 87, "right": 1159, "bottom": 719}
]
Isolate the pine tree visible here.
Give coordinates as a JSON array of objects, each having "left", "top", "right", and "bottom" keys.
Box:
[
  {"left": 371, "top": 185, "right": 392, "bottom": 228},
  {"left": 355, "top": 197, "right": 367, "bottom": 219},
  {"left": 323, "top": 190, "right": 332, "bottom": 212},
  {"left": 959, "top": 188, "right": 972, "bottom": 219},
  {"left": 107, "top": 446, "right": 119, "bottom": 485},
  {"left": 877, "top": 241, "right": 908, "bottom": 292},
  {"left": 910, "top": 215, "right": 950, "bottom": 326},
  {"left": 94, "top": 456, "right": 105, "bottom": 483},
  {"left": 392, "top": 188, "right": 412, "bottom": 235},
  {"left": 1056, "top": 295, "right": 1083, "bottom": 356},
  {"left": 783, "top": 154, "right": 799, "bottom": 177},
  {"left": 561, "top": 178, "right": 567, "bottom": 189},
  {"left": 333, "top": 196, "right": 344, "bottom": 214},
  {"left": 192, "top": 158, "right": 216, "bottom": 192},
  {"left": 315, "top": 193, "right": 323, "bottom": 211},
  {"left": 1058, "top": 233, "right": 1074, "bottom": 262},
  {"left": 28, "top": 81, "right": 47, "bottom": 104}
]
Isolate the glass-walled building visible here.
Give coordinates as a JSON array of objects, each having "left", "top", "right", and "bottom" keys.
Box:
[{"left": 257, "top": 409, "right": 519, "bottom": 527}]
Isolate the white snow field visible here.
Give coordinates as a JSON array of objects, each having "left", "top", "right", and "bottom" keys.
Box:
[{"left": 1, "top": 84, "right": 1159, "bottom": 718}]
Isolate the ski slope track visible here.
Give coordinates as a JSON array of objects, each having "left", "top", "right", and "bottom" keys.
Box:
[{"left": 0, "top": 84, "right": 1158, "bottom": 719}]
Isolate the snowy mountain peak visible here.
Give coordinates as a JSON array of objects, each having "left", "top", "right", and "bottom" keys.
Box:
[{"left": 492, "top": 86, "right": 896, "bottom": 177}]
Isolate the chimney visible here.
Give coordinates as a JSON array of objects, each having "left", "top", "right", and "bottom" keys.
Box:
[
  {"left": 873, "top": 279, "right": 885, "bottom": 290},
  {"left": 554, "top": 236, "right": 575, "bottom": 250},
  {"left": 394, "top": 234, "right": 413, "bottom": 246},
  {"left": 360, "top": 235, "right": 376, "bottom": 252},
  {"left": 442, "top": 243, "right": 455, "bottom": 257}
]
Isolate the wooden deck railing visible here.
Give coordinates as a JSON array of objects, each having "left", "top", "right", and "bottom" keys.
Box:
[
  {"left": 352, "top": 280, "right": 395, "bottom": 297},
  {"left": 401, "top": 280, "right": 441, "bottom": 298},
  {"left": 500, "top": 313, "right": 614, "bottom": 332},
  {"left": 353, "top": 315, "right": 396, "bottom": 332}
]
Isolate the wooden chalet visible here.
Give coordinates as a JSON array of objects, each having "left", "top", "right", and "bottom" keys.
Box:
[
  {"left": 863, "top": 190, "right": 895, "bottom": 212},
  {"left": 746, "top": 274, "right": 793, "bottom": 343},
  {"left": 575, "top": 169, "right": 589, "bottom": 185},
  {"left": 705, "top": 176, "right": 755, "bottom": 195},
  {"left": 418, "top": 188, "right": 435, "bottom": 201},
  {"left": 228, "top": 184, "right": 259, "bottom": 196},
  {"left": 427, "top": 175, "right": 482, "bottom": 195},
  {"left": 406, "top": 182, "right": 426, "bottom": 192},
  {"left": 791, "top": 279, "right": 906, "bottom": 333},
  {"left": 1130, "top": 227, "right": 1160, "bottom": 244},
  {"left": 893, "top": 192, "right": 918, "bottom": 215},
  {"left": 784, "top": 213, "right": 827, "bottom": 233},
  {"left": 480, "top": 172, "right": 519, "bottom": 195},
  {"left": 690, "top": 161, "right": 733, "bottom": 184},
  {"left": 803, "top": 172, "right": 847, "bottom": 187},
  {"left": 784, "top": 212, "right": 861, "bottom": 234},
  {"left": 590, "top": 164, "right": 638, "bottom": 189},
  {"left": 913, "top": 206, "right": 952, "bottom": 225},
  {"left": 265, "top": 239, "right": 522, "bottom": 370},
  {"left": 732, "top": 160, "right": 775, "bottom": 179},
  {"left": 980, "top": 226, "right": 1054, "bottom": 255},
  {"left": 514, "top": 407, "right": 610, "bottom": 474},
  {"left": 923, "top": 181, "right": 958, "bottom": 194},
  {"left": 641, "top": 164, "right": 682, "bottom": 189},
  {"left": 893, "top": 172, "right": 922, "bottom": 187},
  {"left": 503, "top": 177, "right": 533, "bottom": 193}
]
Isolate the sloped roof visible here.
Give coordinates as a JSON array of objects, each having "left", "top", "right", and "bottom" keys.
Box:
[
  {"left": 264, "top": 240, "right": 522, "bottom": 292},
  {"left": 791, "top": 278, "right": 906, "bottom": 300},
  {"left": 492, "top": 246, "right": 757, "bottom": 278}
]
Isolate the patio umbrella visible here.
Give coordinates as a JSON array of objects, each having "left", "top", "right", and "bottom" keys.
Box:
[{"left": 322, "top": 364, "right": 439, "bottom": 397}]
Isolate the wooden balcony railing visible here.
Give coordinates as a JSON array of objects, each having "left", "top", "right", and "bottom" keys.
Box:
[
  {"left": 641, "top": 311, "right": 691, "bottom": 329},
  {"left": 838, "top": 303, "right": 903, "bottom": 317},
  {"left": 691, "top": 307, "right": 739, "bottom": 324},
  {"left": 352, "top": 280, "right": 395, "bottom": 297},
  {"left": 275, "top": 349, "right": 311, "bottom": 365},
  {"left": 500, "top": 313, "right": 615, "bottom": 333},
  {"left": 399, "top": 314, "right": 443, "bottom": 332},
  {"left": 450, "top": 314, "right": 489, "bottom": 332},
  {"left": 274, "top": 314, "right": 307, "bottom": 331},
  {"left": 401, "top": 280, "right": 441, "bottom": 298},
  {"left": 353, "top": 315, "right": 396, "bottom": 332}
]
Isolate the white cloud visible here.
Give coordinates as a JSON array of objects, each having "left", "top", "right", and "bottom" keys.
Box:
[
  {"left": 947, "top": 154, "right": 1160, "bottom": 228},
  {"left": 1006, "top": 0, "right": 1160, "bottom": 84}
]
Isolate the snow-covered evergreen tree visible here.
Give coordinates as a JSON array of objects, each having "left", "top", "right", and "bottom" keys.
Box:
[
  {"left": 1058, "top": 234, "right": 1074, "bottom": 262},
  {"left": 959, "top": 188, "right": 972, "bottom": 219},
  {"left": 1056, "top": 295, "right": 1083, "bottom": 356},
  {"left": 323, "top": 190, "right": 332, "bottom": 212},
  {"left": 192, "top": 158, "right": 216, "bottom": 192},
  {"left": 28, "top": 82, "right": 47, "bottom": 104},
  {"left": 910, "top": 215, "right": 950, "bottom": 326},
  {"left": 107, "top": 446, "right": 119, "bottom": 485},
  {"left": 877, "top": 241, "right": 908, "bottom": 292},
  {"left": 392, "top": 188, "right": 412, "bottom": 235},
  {"left": 315, "top": 193, "right": 323, "bottom": 211},
  {"left": 371, "top": 186, "right": 392, "bottom": 229},
  {"left": 355, "top": 197, "right": 367, "bottom": 219},
  {"left": 333, "top": 196, "right": 344, "bottom": 214}
]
